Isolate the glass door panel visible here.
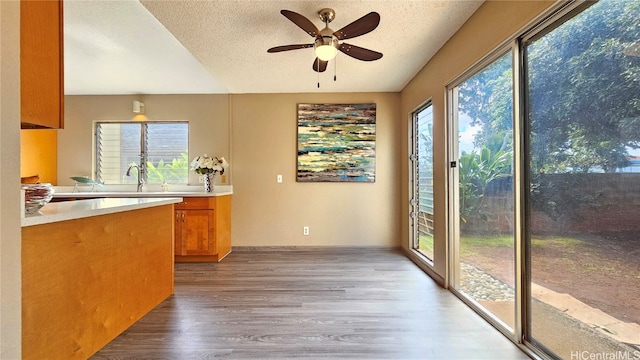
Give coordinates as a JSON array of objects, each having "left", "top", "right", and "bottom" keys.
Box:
[
  {"left": 452, "top": 52, "right": 516, "bottom": 331},
  {"left": 525, "top": 0, "right": 640, "bottom": 357}
]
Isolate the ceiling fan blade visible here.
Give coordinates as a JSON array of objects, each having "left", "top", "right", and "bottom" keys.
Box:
[
  {"left": 333, "top": 12, "right": 380, "bottom": 40},
  {"left": 281, "top": 10, "right": 320, "bottom": 37},
  {"left": 268, "top": 44, "right": 313, "bottom": 53},
  {"left": 312, "top": 58, "right": 328, "bottom": 73},
  {"left": 339, "top": 43, "right": 383, "bottom": 61}
]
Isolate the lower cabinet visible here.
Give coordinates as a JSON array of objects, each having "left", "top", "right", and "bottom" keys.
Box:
[{"left": 174, "top": 195, "right": 231, "bottom": 262}]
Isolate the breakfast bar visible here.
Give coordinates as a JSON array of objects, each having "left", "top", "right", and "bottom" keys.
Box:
[{"left": 21, "top": 197, "right": 181, "bottom": 360}]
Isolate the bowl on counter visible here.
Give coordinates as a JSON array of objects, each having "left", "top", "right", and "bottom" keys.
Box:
[{"left": 22, "top": 183, "right": 54, "bottom": 214}]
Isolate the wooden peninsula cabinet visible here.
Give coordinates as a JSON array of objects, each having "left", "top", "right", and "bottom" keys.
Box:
[
  {"left": 22, "top": 199, "right": 177, "bottom": 359},
  {"left": 20, "top": 0, "right": 64, "bottom": 129},
  {"left": 174, "top": 195, "right": 231, "bottom": 262}
]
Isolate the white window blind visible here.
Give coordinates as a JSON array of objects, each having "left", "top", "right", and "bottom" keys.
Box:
[{"left": 96, "top": 122, "right": 189, "bottom": 184}]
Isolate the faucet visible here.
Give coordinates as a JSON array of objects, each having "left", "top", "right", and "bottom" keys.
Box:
[{"left": 126, "top": 164, "right": 144, "bottom": 192}]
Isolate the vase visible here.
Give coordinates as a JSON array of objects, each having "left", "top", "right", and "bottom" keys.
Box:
[{"left": 203, "top": 173, "right": 215, "bottom": 193}]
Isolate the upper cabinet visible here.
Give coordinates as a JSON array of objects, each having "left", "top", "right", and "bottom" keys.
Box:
[{"left": 20, "top": 0, "right": 64, "bottom": 129}]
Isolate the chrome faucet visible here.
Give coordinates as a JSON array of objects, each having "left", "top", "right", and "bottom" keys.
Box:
[{"left": 126, "top": 164, "right": 144, "bottom": 192}]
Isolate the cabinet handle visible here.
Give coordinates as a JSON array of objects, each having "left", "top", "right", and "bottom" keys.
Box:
[
  {"left": 182, "top": 212, "right": 185, "bottom": 222},
  {"left": 176, "top": 212, "right": 180, "bottom": 222}
]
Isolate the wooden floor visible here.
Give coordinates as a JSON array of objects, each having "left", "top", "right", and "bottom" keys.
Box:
[{"left": 91, "top": 248, "right": 530, "bottom": 359}]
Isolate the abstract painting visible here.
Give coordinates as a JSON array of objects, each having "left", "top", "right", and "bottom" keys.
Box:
[{"left": 297, "top": 103, "right": 376, "bottom": 182}]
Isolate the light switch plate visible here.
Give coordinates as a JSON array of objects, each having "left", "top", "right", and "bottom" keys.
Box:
[{"left": 277, "top": 174, "right": 283, "bottom": 183}]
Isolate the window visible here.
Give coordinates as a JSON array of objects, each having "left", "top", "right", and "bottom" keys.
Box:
[
  {"left": 411, "top": 103, "right": 434, "bottom": 261},
  {"left": 95, "top": 122, "right": 189, "bottom": 184}
]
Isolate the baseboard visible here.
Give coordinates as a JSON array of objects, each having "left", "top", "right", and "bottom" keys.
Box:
[{"left": 232, "top": 245, "right": 401, "bottom": 252}]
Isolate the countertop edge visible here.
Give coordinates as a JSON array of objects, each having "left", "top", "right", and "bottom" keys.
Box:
[
  {"left": 52, "top": 191, "right": 233, "bottom": 198},
  {"left": 22, "top": 197, "right": 183, "bottom": 227}
]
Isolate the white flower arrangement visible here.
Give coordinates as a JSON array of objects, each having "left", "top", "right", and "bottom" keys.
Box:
[{"left": 190, "top": 154, "right": 229, "bottom": 175}]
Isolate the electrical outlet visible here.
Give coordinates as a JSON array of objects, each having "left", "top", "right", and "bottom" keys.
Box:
[
  {"left": 198, "top": 175, "right": 204, "bottom": 183},
  {"left": 277, "top": 174, "right": 283, "bottom": 183},
  {"left": 303, "top": 226, "right": 309, "bottom": 236},
  {"left": 221, "top": 175, "right": 227, "bottom": 183}
]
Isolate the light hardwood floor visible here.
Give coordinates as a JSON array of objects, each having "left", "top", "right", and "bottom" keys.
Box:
[{"left": 91, "top": 248, "right": 530, "bottom": 359}]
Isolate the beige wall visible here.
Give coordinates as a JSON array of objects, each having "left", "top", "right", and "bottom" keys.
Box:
[
  {"left": 231, "top": 93, "right": 401, "bottom": 247},
  {"left": 61, "top": 93, "right": 402, "bottom": 248},
  {"left": 60, "top": 94, "right": 231, "bottom": 186},
  {"left": 399, "top": 1, "right": 555, "bottom": 277},
  {"left": 1, "top": 1, "right": 22, "bottom": 358}
]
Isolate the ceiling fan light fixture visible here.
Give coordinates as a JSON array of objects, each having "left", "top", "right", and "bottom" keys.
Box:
[
  {"left": 315, "top": 44, "right": 338, "bottom": 61},
  {"left": 314, "top": 35, "right": 338, "bottom": 61}
]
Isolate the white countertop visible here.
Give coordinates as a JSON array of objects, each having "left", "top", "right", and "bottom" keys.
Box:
[
  {"left": 22, "top": 197, "right": 182, "bottom": 227},
  {"left": 52, "top": 185, "right": 233, "bottom": 198}
]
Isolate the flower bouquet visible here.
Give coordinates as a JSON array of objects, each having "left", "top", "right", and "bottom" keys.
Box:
[{"left": 190, "top": 155, "right": 229, "bottom": 192}]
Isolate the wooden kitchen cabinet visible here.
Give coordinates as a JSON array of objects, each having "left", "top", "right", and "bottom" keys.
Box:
[
  {"left": 20, "top": 0, "right": 64, "bottom": 129},
  {"left": 174, "top": 195, "right": 231, "bottom": 262}
]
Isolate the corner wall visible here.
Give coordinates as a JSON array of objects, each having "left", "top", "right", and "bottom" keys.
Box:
[
  {"left": 399, "top": 1, "right": 555, "bottom": 277},
  {"left": 1, "top": 1, "right": 22, "bottom": 358}
]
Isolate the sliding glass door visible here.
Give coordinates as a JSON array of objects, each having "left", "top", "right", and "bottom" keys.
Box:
[
  {"left": 443, "top": 2, "right": 639, "bottom": 357},
  {"left": 407, "top": 0, "right": 640, "bottom": 357},
  {"left": 524, "top": 0, "right": 640, "bottom": 357},
  {"left": 449, "top": 51, "right": 516, "bottom": 332}
]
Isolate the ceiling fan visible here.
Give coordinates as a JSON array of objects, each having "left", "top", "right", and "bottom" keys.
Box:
[{"left": 267, "top": 8, "right": 383, "bottom": 74}]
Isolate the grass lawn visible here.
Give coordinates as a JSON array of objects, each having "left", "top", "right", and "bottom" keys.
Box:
[
  {"left": 417, "top": 233, "right": 433, "bottom": 258},
  {"left": 459, "top": 234, "right": 585, "bottom": 256}
]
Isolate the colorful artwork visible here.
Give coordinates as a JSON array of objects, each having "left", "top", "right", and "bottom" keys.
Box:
[{"left": 297, "top": 103, "right": 376, "bottom": 182}]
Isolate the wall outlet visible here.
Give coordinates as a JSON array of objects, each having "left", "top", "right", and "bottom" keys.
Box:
[
  {"left": 303, "top": 226, "right": 309, "bottom": 236},
  {"left": 277, "top": 174, "right": 283, "bottom": 183},
  {"left": 221, "top": 175, "right": 227, "bottom": 183},
  {"left": 198, "top": 175, "right": 204, "bottom": 183}
]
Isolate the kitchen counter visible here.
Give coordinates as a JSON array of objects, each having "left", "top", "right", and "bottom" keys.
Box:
[{"left": 22, "top": 197, "right": 182, "bottom": 227}]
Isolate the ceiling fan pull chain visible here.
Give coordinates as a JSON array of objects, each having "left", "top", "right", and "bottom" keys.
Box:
[{"left": 334, "top": 56, "right": 337, "bottom": 82}]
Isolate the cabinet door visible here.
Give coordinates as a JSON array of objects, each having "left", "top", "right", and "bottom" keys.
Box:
[
  {"left": 20, "top": 0, "right": 64, "bottom": 129},
  {"left": 180, "top": 209, "right": 215, "bottom": 256}
]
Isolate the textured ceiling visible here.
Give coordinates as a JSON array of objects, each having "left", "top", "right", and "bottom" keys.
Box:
[{"left": 64, "top": 0, "right": 484, "bottom": 95}]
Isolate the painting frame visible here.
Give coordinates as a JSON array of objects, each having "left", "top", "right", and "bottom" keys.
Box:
[{"left": 297, "top": 103, "right": 376, "bottom": 182}]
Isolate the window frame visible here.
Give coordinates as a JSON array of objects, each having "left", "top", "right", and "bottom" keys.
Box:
[{"left": 94, "top": 120, "right": 189, "bottom": 185}]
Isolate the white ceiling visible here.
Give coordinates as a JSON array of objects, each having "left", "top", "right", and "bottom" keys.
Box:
[{"left": 64, "top": 0, "right": 484, "bottom": 95}]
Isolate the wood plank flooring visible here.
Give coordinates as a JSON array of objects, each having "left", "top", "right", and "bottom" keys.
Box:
[{"left": 91, "top": 248, "right": 529, "bottom": 359}]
